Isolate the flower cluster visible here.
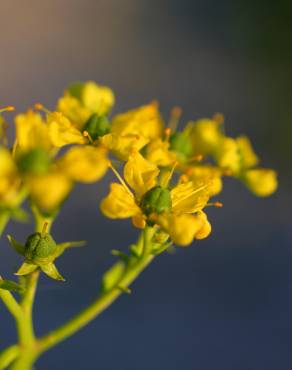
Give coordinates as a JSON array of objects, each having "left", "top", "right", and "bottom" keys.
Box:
[{"left": 0, "top": 81, "right": 277, "bottom": 248}]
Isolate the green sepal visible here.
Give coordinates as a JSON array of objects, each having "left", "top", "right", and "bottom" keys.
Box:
[
  {"left": 101, "top": 260, "right": 126, "bottom": 293},
  {"left": 152, "top": 242, "right": 173, "bottom": 256},
  {"left": 111, "top": 249, "right": 129, "bottom": 262},
  {"left": 54, "top": 240, "right": 86, "bottom": 259},
  {"left": 7, "top": 235, "right": 25, "bottom": 255},
  {"left": 0, "top": 277, "right": 24, "bottom": 293},
  {"left": 15, "top": 262, "right": 38, "bottom": 276},
  {"left": 40, "top": 263, "right": 65, "bottom": 281}
]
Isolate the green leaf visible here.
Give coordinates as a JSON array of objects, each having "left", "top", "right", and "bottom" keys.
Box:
[
  {"left": 40, "top": 263, "right": 65, "bottom": 281},
  {"left": 15, "top": 262, "right": 38, "bottom": 276},
  {"left": 101, "top": 260, "right": 126, "bottom": 292},
  {"left": 0, "top": 278, "right": 24, "bottom": 293},
  {"left": 7, "top": 235, "right": 25, "bottom": 255}
]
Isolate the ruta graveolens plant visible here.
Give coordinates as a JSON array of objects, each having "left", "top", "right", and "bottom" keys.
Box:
[{"left": 0, "top": 81, "right": 277, "bottom": 369}]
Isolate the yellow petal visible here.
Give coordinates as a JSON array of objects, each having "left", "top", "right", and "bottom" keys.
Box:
[
  {"left": 124, "top": 152, "right": 159, "bottom": 198},
  {"left": 100, "top": 183, "right": 140, "bottom": 219},
  {"left": 145, "top": 138, "right": 176, "bottom": 166},
  {"left": 214, "top": 137, "right": 241, "bottom": 173},
  {"left": 47, "top": 112, "right": 86, "bottom": 148},
  {"left": 171, "top": 181, "right": 210, "bottom": 214},
  {"left": 190, "top": 118, "right": 223, "bottom": 156},
  {"left": 236, "top": 136, "right": 259, "bottom": 169},
  {"left": 57, "top": 145, "right": 108, "bottom": 183},
  {"left": 132, "top": 214, "right": 146, "bottom": 229},
  {"left": 15, "top": 110, "right": 51, "bottom": 151},
  {"left": 82, "top": 81, "right": 115, "bottom": 116},
  {"left": 57, "top": 94, "right": 91, "bottom": 130},
  {"left": 111, "top": 103, "right": 163, "bottom": 140},
  {"left": 243, "top": 168, "right": 278, "bottom": 197},
  {"left": 0, "top": 147, "right": 20, "bottom": 205},
  {"left": 27, "top": 172, "right": 72, "bottom": 212},
  {"left": 185, "top": 165, "right": 223, "bottom": 196},
  {"left": 156, "top": 213, "right": 209, "bottom": 246},
  {"left": 100, "top": 133, "right": 148, "bottom": 161}
]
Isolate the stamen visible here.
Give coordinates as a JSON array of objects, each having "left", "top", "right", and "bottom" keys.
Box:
[
  {"left": 12, "top": 139, "right": 18, "bottom": 158},
  {"left": 0, "top": 106, "right": 15, "bottom": 113},
  {"left": 212, "top": 112, "right": 224, "bottom": 124},
  {"left": 108, "top": 161, "right": 133, "bottom": 196},
  {"left": 162, "top": 161, "right": 178, "bottom": 187},
  {"left": 206, "top": 201, "right": 223, "bottom": 208},
  {"left": 150, "top": 100, "right": 159, "bottom": 109},
  {"left": 164, "top": 127, "right": 171, "bottom": 141},
  {"left": 83, "top": 130, "right": 94, "bottom": 144},
  {"left": 34, "top": 103, "right": 51, "bottom": 115},
  {"left": 168, "top": 106, "right": 182, "bottom": 132},
  {"left": 186, "top": 154, "right": 203, "bottom": 163}
]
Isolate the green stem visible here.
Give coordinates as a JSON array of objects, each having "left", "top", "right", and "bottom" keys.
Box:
[
  {"left": 0, "top": 346, "right": 20, "bottom": 370},
  {"left": 37, "top": 226, "right": 155, "bottom": 354},
  {"left": 0, "top": 290, "right": 21, "bottom": 320}
]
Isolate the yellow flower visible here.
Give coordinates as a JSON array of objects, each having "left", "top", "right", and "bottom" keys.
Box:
[
  {"left": 145, "top": 138, "right": 177, "bottom": 166},
  {"left": 47, "top": 112, "right": 86, "bottom": 148},
  {"left": 236, "top": 136, "right": 259, "bottom": 169},
  {"left": 15, "top": 110, "right": 52, "bottom": 152},
  {"left": 155, "top": 212, "right": 211, "bottom": 246},
  {"left": 26, "top": 170, "right": 72, "bottom": 212},
  {"left": 57, "top": 94, "right": 91, "bottom": 131},
  {"left": 57, "top": 81, "right": 114, "bottom": 126},
  {"left": 183, "top": 165, "right": 223, "bottom": 196},
  {"left": 111, "top": 102, "right": 163, "bottom": 140},
  {"left": 0, "top": 147, "right": 21, "bottom": 206},
  {"left": 57, "top": 145, "right": 108, "bottom": 183},
  {"left": 189, "top": 118, "right": 223, "bottom": 156},
  {"left": 100, "top": 133, "right": 148, "bottom": 161},
  {"left": 81, "top": 81, "right": 114, "bottom": 115},
  {"left": 100, "top": 152, "right": 213, "bottom": 246},
  {"left": 214, "top": 137, "right": 241, "bottom": 174},
  {"left": 242, "top": 168, "right": 278, "bottom": 197}
]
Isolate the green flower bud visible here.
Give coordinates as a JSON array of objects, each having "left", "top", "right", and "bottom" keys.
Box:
[
  {"left": 169, "top": 132, "right": 193, "bottom": 160},
  {"left": 24, "top": 232, "right": 58, "bottom": 265},
  {"left": 140, "top": 186, "right": 172, "bottom": 216},
  {"left": 18, "top": 147, "right": 51, "bottom": 175},
  {"left": 83, "top": 113, "right": 111, "bottom": 140}
]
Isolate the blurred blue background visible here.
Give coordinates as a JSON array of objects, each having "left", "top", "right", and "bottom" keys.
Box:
[{"left": 0, "top": 1, "right": 291, "bottom": 369}]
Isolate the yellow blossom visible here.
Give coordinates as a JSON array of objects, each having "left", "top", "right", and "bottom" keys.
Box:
[
  {"left": 214, "top": 137, "right": 241, "bottom": 174},
  {"left": 236, "top": 136, "right": 259, "bottom": 169},
  {"left": 100, "top": 152, "right": 213, "bottom": 246},
  {"left": 47, "top": 112, "right": 86, "bottom": 148},
  {"left": 82, "top": 81, "right": 114, "bottom": 115},
  {"left": 190, "top": 118, "right": 223, "bottom": 156},
  {"left": 57, "top": 145, "right": 108, "bottom": 183},
  {"left": 145, "top": 138, "right": 176, "bottom": 166},
  {"left": 111, "top": 103, "right": 163, "bottom": 141},
  {"left": 184, "top": 165, "right": 223, "bottom": 196},
  {"left": 15, "top": 110, "right": 52, "bottom": 152},
  {"left": 100, "top": 133, "right": 148, "bottom": 161},
  {"left": 57, "top": 94, "right": 91, "bottom": 130},
  {"left": 0, "top": 147, "right": 21, "bottom": 206},
  {"left": 242, "top": 168, "right": 278, "bottom": 197},
  {"left": 26, "top": 170, "right": 72, "bottom": 212}
]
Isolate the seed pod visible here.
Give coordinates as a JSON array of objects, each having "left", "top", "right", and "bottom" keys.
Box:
[
  {"left": 24, "top": 232, "right": 58, "bottom": 265},
  {"left": 83, "top": 113, "right": 111, "bottom": 140},
  {"left": 140, "top": 186, "right": 172, "bottom": 216}
]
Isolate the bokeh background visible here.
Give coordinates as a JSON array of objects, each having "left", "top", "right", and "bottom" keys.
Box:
[{"left": 0, "top": 1, "right": 291, "bottom": 369}]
